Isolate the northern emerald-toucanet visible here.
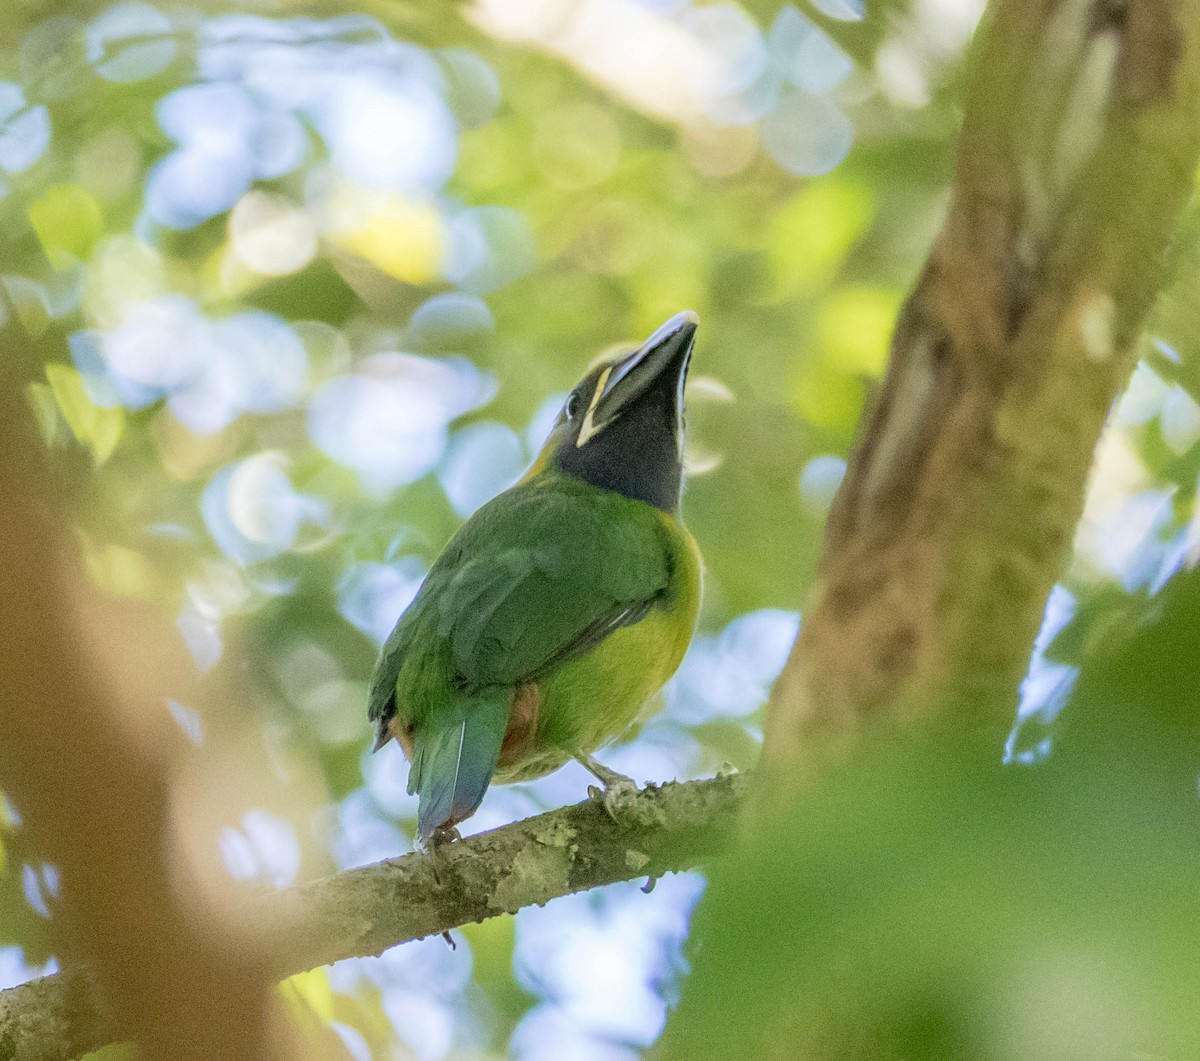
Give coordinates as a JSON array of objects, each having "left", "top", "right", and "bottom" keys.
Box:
[{"left": 367, "top": 312, "right": 703, "bottom": 840}]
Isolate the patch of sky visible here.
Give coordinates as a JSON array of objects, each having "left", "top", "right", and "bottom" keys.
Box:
[
  {"left": 761, "top": 88, "right": 854, "bottom": 175},
  {"left": 667, "top": 608, "right": 800, "bottom": 725},
  {"left": 1115, "top": 361, "right": 1169, "bottom": 427},
  {"left": 362, "top": 743, "right": 420, "bottom": 820},
  {"left": 201, "top": 16, "right": 431, "bottom": 111},
  {"left": 707, "top": 70, "right": 780, "bottom": 126},
  {"left": 307, "top": 70, "right": 457, "bottom": 193},
  {"left": 811, "top": 0, "right": 866, "bottom": 20},
  {"left": 327, "top": 934, "right": 476, "bottom": 1061},
  {"left": 1160, "top": 385, "right": 1200, "bottom": 456},
  {"left": 444, "top": 207, "right": 537, "bottom": 293},
  {"left": 513, "top": 872, "right": 706, "bottom": 1051},
  {"left": 492, "top": 759, "right": 597, "bottom": 829},
  {"left": 166, "top": 698, "right": 204, "bottom": 744},
  {"left": 407, "top": 292, "right": 494, "bottom": 352},
  {"left": 74, "top": 300, "right": 309, "bottom": 430},
  {"left": 603, "top": 722, "right": 702, "bottom": 783},
  {"left": 175, "top": 311, "right": 309, "bottom": 432},
  {"left": 683, "top": 3, "right": 767, "bottom": 100},
  {"left": 465, "top": 727, "right": 704, "bottom": 837},
  {"left": 464, "top": 782, "right": 544, "bottom": 837},
  {"left": 147, "top": 81, "right": 307, "bottom": 228},
  {"left": 330, "top": 1022, "right": 371, "bottom": 1061},
  {"left": 195, "top": 17, "right": 458, "bottom": 196},
  {"left": 21, "top": 863, "right": 54, "bottom": 919},
  {"left": 769, "top": 5, "right": 855, "bottom": 92},
  {"left": 218, "top": 809, "right": 300, "bottom": 889},
  {"left": 0, "top": 83, "right": 50, "bottom": 174},
  {"left": 526, "top": 393, "right": 568, "bottom": 455},
  {"left": 334, "top": 787, "right": 411, "bottom": 869},
  {"left": 380, "top": 989, "right": 458, "bottom": 1061},
  {"left": 337, "top": 557, "right": 426, "bottom": 648},
  {"left": 0, "top": 947, "right": 57, "bottom": 991},
  {"left": 87, "top": 3, "right": 176, "bottom": 83},
  {"left": 438, "top": 422, "right": 527, "bottom": 518},
  {"left": 511, "top": 1006, "right": 639, "bottom": 1061},
  {"left": 1006, "top": 584, "right": 1078, "bottom": 765},
  {"left": 308, "top": 352, "right": 493, "bottom": 496},
  {"left": 1096, "top": 488, "right": 1178, "bottom": 592},
  {"left": 799, "top": 454, "right": 847, "bottom": 515}
]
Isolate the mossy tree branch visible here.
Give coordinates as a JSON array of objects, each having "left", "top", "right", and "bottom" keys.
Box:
[{"left": 0, "top": 775, "right": 744, "bottom": 1061}]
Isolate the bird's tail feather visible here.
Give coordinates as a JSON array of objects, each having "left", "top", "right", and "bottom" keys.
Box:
[{"left": 409, "top": 691, "right": 509, "bottom": 839}]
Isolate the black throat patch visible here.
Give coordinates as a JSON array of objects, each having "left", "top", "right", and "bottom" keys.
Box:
[{"left": 556, "top": 383, "right": 683, "bottom": 512}]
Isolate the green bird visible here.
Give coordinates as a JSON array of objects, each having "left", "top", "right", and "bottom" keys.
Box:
[{"left": 367, "top": 311, "right": 703, "bottom": 841}]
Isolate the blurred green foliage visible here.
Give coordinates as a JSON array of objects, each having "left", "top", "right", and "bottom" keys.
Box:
[
  {"left": 0, "top": 0, "right": 1196, "bottom": 1057},
  {"left": 665, "top": 567, "right": 1200, "bottom": 1061}
]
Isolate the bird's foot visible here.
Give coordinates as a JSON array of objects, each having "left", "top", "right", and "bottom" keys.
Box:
[{"left": 575, "top": 753, "right": 640, "bottom": 821}]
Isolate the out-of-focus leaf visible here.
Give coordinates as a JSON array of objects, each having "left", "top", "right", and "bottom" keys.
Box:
[
  {"left": 79, "top": 1044, "right": 135, "bottom": 1061},
  {"left": 460, "top": 916, "right": 537, "bottom": 1025},
  {"left": 766, "top": 180, "right": 875, "bottom": 298},
  {"left": 28, "top": 183, "right": 103, "bottom": 267},
  {"left": 813, "top": 284, "right": 901, "bottom": 376},
  {"left": 282, "top": 967, "right": 337, "bottom": 1024},
  {"left": 665, "top": 719, "right": 1200, "bottom": 1061},
  {"left": 44, "top": 363, "right": 125, "bottom": 463},
  {"left": 668, "top": 565, "right": 1200, "bottom": 1061}
]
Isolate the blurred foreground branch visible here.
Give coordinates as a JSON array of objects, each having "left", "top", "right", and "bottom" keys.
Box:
[
  {"left": 0, "top": 385, "right": 302, "bottom": 1061},
  {"left": 0, "top": 774, "right": 744, "bottom": 1061}
]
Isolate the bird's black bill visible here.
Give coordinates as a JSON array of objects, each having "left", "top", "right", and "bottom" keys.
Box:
[{"left": 586, "top": 310, "right": 697, "bottom": 436}]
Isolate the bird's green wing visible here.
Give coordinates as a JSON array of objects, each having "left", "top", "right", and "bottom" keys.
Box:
[
  {"left": 366, "top": 588, "right": 431, "bottom": 746},
  {"left": 436, "top": 480, "right": 673, "bottom": 690}
]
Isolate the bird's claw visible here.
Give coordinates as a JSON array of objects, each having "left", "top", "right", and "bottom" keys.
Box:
[
  {"left": 573, "top": 752, "right": 643, "bottom": 821},
  {"left": 599, "top": 776, "right": 640, "bottom": 821}
]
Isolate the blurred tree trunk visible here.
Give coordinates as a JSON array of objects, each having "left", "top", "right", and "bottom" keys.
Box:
[{"left": 762, "top": 0, "right": 1200, "bottom": 783}]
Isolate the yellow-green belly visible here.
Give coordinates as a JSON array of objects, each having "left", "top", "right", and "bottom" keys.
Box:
[{"left": 494, "top": 521, "right": 702, "bottom": 783}]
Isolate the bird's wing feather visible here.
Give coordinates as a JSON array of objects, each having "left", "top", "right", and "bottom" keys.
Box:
[
  {"left": 365, "top": 589, "right": 433, "bottom": 747},
  {"left": 438, "top": 482, "right": 673, "bottom": 689},
  {"left": 409, "top": 688, "right": 509, "bottom": 838}
]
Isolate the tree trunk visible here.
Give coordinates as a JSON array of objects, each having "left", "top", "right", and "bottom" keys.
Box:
[{"left": 763, "top": 0, "right": 1200, "bottom": 777}]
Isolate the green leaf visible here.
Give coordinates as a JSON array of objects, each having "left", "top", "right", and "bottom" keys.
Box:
[{"left": 44, "top": 363, "right": 124, "bottom": 464}]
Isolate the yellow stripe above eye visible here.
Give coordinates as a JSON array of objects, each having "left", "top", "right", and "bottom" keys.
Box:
[{"left": 576, "top": 366, "right": 612, "bottom": 448}]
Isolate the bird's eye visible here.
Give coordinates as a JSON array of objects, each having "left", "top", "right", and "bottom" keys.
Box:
[{"left": 565, "top": 391, "right": 581, "bottom": 420}]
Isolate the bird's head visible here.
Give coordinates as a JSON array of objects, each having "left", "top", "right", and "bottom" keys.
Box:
[{"left": 532, "top": 311, "right": 698, "bottom": 512}]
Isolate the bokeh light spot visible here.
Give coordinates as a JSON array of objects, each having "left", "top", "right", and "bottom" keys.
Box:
[
  {"left": 0, "top": 83, "right": 50, "bottom": 174},
  {"left": 308, "top": 353, "right": 492, "bottom": 494},
  {"left": 87, "top": 3, "right": 177, "bottom": 83},
  {"left": 229, "top": 191, "right": 317, "bottom": 276},
  {"left": 761, "top": 89, "right": 854, "bottom": 176},
  {"left": 439, "top": 422, "right": 526, "bottom": 517}
]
